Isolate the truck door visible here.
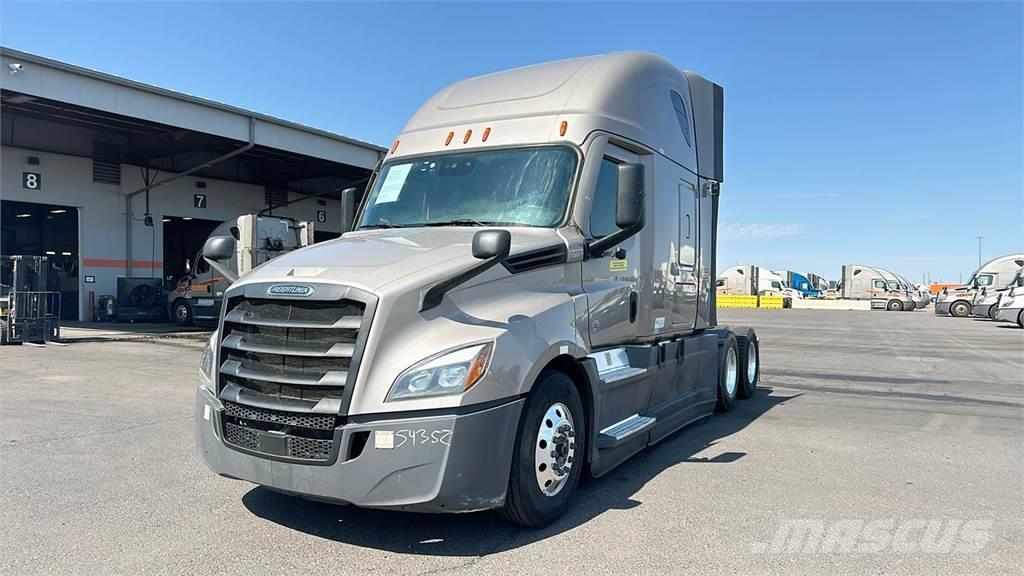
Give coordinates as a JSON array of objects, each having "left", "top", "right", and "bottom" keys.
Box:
[
  {"left": 671, "top": 180, "right": 699, "bottom": 328},
  {"left": 582, "top": 147, "right": 642, "bottom": 349}
]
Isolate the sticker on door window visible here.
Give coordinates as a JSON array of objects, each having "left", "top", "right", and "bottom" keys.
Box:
[{"left": 609, "top": 260, "right": 628, "bottom": 272}]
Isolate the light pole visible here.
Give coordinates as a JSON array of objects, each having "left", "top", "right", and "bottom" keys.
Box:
[{"left": 976, "top": 236, "right": 983, "bottom": 267}]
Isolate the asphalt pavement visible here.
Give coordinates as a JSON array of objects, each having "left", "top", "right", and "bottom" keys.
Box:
[{"left": 1, "top": 308, "right": 1021, "bottom": 575}]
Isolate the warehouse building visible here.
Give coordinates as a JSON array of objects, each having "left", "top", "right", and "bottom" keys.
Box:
[{"left": 1, "top": 47, "right": 385, "bottom": 321}]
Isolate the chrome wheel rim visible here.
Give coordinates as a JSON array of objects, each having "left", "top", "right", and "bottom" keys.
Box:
[
  {"left": 534, "top": 402, "right": 576, "bottom": 497},
  {"left": 725, "top": 347, "right": 738, "bottom": 397},
  {"left": 175, "top": 304, "right": 188, "bottom": 322},
  {"left": 746, "top": 341, "right": 758, "bottom": 384}
]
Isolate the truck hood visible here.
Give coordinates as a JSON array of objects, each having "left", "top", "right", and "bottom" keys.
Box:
[{"left": 235, "top": 227, "right": 564, "bottom": 293}]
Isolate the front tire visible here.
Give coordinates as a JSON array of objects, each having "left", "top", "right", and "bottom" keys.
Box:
[
  {"left": 887, "top": 299, "right": 904, "bottom": 312},
  {"left": 1018, "top": 309, "right": 1023, "bottom": 329},
  {"left": 950, "top": 300, "right": 971, "bottom": 317},
  {"left": 172, "top": 299, "right": 194, "bottom": 326},
  {"left": 500, "top": 370, "right": 584, "bottom": 528},
  {"left": 716, "top": 333, "right": 739, "bottom": 412},
  {"left": 988, "top": 305, "right": 998, "bottom": 321}
]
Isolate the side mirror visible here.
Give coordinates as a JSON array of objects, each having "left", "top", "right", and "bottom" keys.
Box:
[
  {"left": 589, "top": 163, "right": 645, "bottom": 257},
  {"left": 340, "top": 187, "right": 358, "bottom": 233},
  {"left": 472, "top": 229, "right": 511, "bottom": 260},
  {"left": 203, "top": 235, "right": 236, "bottom": 261},
  {"left": 420, "top": 229, "right": 512, "bottom": 312},
  {"left": 615, "top": 163, "right": 645, "bottom": 230},
  {"left": 184, "top": 258, "right": 191, "bottom": 273}
]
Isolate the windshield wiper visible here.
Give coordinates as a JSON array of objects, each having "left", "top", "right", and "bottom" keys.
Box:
[
  {"left": 358, "top": 218, "right": 401, "bottom": 230},
  {"left": 422, "top": 219, "right": 493, "bottom": 227}
]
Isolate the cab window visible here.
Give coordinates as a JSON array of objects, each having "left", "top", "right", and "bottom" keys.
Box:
[
  {"left": 976, "top": 274, "right": 994, "bottom": 287},
  {"left": 716, "top": 278, "right": 726, "bottom": 287},
  {"left": 589, "top": 158, "right": 619, "bottom": 239},
  {"left": 874, "top": 280, "right": 887, "bottom": 289},
  {"left": 771, "top": 281, "right": 782, "bottom": 290}
]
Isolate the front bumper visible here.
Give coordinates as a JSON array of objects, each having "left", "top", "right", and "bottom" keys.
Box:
[
  {"left": 934, "top": 301, "right": 952, "bottom": 316},
  {"left": 994, "top": 306, "right": 1020, "bottom": 323},
  {"left": 196, "top": 385, "right": 523, "bottom": 512},
  {"left": 971, "top": 303, "right": 993, "bottom": 318}
]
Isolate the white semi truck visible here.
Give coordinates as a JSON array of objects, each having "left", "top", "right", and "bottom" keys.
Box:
[
  {"left": 716, "top": 265, "right": 796, "bottom": 306},
  {"left": 838, "top": 264, "right": 916, "bottom": 311},
  {"left": 972, "top": 266, "right": 1024, "bottom": 321},
  {"left": 195, "top": 52, "right": 761, "bottom": 527},
  {"left": 166, "top": 214, "right": 313, "bottom": 325},
  {"left": 993, "top": 267, "right": 1024, "bottom": 328},
  {"left": 935, "top": 254, "right": 1024, "bottom": 317}
]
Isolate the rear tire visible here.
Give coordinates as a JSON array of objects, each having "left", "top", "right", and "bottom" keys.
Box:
[
  {"left": 715, "top": 333, "right": 739, "bottom": 412},
  {"left": 500, "top": 370, "right": 584, "bottom": 528},
  {"left": 172, "top": 299, "right": 194, "bottom": 326},
  {"left": 887, "top": 299, "right": 904, "bottom": 312},
  {"left": 735, "top": 328, "right": 759, "bottom": 399},
  {"left": 950, "top": 300, "right": 970, "bottom": 317}
]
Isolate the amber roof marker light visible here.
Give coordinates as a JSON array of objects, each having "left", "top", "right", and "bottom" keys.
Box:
[
  {"left": 390, "top": 140, "right": 400, "bottom": 154},
  {"left": 445, "top": 131, "right": 454, "bottom": 146},
  {"left": 482, "top": 127, "right": 491, "bottom": 142},
  {"left": 463, "top": 129, "right": 473, "bottom": 144},
  {"left": 559, "top": 120, "right": 568, "bottom": 137}
]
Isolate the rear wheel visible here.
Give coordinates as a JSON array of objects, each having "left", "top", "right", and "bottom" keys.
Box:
[
  {"left": 500, "top": 370, "right": 584, "bottom": 528},
  {"left": 172, "top": 299, "right": 194, "bottom": 326},
  {"left": 887, "top": 299, "right": 904, "bottom": 312},
  {"left": 735, "top": 328, "right": 759, "bottom": 399},
  {"left": 950, "top": 300, "right": 970, "bottom": 317},
  {"left": 716, "top": 333, "right": 739, "bottom": 412}
]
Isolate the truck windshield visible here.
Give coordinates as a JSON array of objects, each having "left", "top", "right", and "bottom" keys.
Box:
[{"left": 358, "top": 147, "right": 577, "bottom": 229}]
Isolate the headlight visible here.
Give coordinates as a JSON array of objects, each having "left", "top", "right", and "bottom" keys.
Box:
[
  {"left": 386, "top": 342, "right": 493, "bottom": 401},
  {"left": 200, "top": 330, "right": 218, "bottom": 383}
]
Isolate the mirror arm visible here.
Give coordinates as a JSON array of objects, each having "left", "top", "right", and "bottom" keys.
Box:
[
  {"left": 587, "top": 223, "right": 642, "bottom": 258},
  {"left": 419, "top": 256, "right": 504, "bottom": 313},
  {"left": 204, "top": 257, "right": 238, "bottom": 284}
]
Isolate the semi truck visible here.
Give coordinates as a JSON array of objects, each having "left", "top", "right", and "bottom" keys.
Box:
[
  {"left": 194, "top": 52, "right": 761, "bottom": 527},
  {"left": 838, "top": 264, "right": 916, "bottom": 311},
  {"left": 717, "top": 265, "right": 796, "bottom": 306},
  {"left": 993, "top": 267, "right": 1024, "bottom": 328},
  {"left": 972, "top": 266, "right": 1024, "bottom": 320},
  {"left": 167, "top": 214, "right": 313, "bottom": 325},
  {"left": 935, "top": 254, "right": 1024, "bottom": 317},
  {"left": 776, "top": 270, "right": 820, "bottom": 298}
]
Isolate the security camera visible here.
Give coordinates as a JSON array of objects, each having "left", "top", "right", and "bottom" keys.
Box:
[{"left": 8, "top": 63, "right": 24, "bottom": 74}]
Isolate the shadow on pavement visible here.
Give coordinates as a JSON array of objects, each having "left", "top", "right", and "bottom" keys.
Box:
[{"left": 241, "top": 387, "right": 794, "bottom": 556}]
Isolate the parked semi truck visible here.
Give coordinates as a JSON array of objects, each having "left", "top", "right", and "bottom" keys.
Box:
[
  {"left": 167, "top": 214, "right": 313, "bottom": 325},
  {"left": 972, "top": 266, "right": 1024, "bottom": 320},
  {"left": 993, "top": 267, "right": 1024, "bottom": 328},
  {"left": 777, "top": 270, "right": 820, "bottom": 298},
  {"left": 839, "top": 264, "right": 916, "bottom": 311},
  {"left": 195, "top": 52, "right": 761, "bottom": 527},
  {"left": 717, "top": 265, "right": 796, "bottom": 306},
  {"left": 935, "top": 254, "right": 1024, "bottom": 317}
]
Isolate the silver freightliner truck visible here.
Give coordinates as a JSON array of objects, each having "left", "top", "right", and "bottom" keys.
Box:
[
  {"left": 935, "top": 254, "right": 1024, "bottom": 317},
  {"left": 195, "top": 52, "right": 760, "bottom": 527}
]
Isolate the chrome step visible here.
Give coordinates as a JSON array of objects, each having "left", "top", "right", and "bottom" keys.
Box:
[{"left": 597, "top": 413, "right": 656, "bottom": 449}]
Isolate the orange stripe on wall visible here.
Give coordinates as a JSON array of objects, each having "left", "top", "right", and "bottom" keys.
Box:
[{"left": 82, "top": 258, "right": 162, "bottom": 269}]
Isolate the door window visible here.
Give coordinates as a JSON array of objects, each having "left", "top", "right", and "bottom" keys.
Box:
[
  {"left": 678, "top": 182, "right": 697, "bottom": 267},
  {"left": 874, "top": 280, "right": 887, "bottom": 290},
  {"left": 589, "top": 158, "right": 619, "bottom": 239},
  {"left": 976, "top": 274, "right": 994, "bottom": 286}
]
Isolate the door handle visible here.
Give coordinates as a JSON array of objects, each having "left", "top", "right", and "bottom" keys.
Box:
[{"left": 629, "top": 291, "right": 638, "bottom": 323}]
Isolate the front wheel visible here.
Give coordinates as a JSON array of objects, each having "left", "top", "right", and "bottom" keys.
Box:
[
  {"left": 1018, "top": 309, "right": 1023, "bottom": 329},
  {"left": 887, "top": 299, "right": 904, "bottom": 312},
  {"left": 950, "top": 300, "right": 971, "bottom": 317},
  {"left": 172, "top": 299, "right": 194, "bottom": 326},
  {"left": 988, "top": 305, "right": 998, "bottom": 321},
  {"left": 500, "top": 370, "right": 584, "bottom": 528}
]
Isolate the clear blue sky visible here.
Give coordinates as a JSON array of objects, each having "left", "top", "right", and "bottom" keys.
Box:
[{"left": 2, "top": 1, "right": 1021, "bottom": 283}]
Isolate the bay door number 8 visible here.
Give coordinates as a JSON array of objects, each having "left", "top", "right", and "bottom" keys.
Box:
[{"left": 23, "top": 172, "right": 41, "bottom": 190}]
